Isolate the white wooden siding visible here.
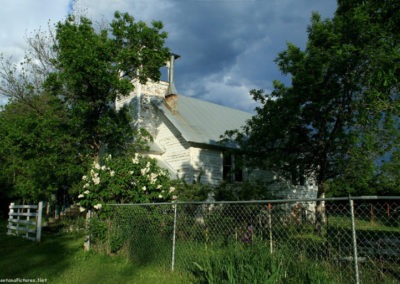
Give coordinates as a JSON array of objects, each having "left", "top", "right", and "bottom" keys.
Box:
[
  {"left": 153, "top": 116, "right": 224, "bottom": 185},
  {"left": 115, "top": 79, "right": 168, "bottom": 110},
  {"left": 154, "top": 115, "right": 192, "bottom": 181},
  {"left": 190, "top": 148, "right": 223, "bottom": 185}
]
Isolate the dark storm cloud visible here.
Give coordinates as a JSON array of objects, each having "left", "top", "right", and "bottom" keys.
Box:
[
  {"left": 166, "top": 1, "right": 274, "bottom": 73},
  {"left": 156, "top": 1, "right": 335, "bottom": 112},
  {"left": 0, "top": 0, "right": 337, "bottom": 111}
]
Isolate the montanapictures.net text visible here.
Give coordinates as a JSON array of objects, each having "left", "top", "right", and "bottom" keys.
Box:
[{"left": 0, "top": 279, "right": 47, "bottom": 283}]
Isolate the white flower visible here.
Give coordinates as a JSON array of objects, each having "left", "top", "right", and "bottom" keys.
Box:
[
  {"left": 169, "top": 186, "right": 176, "bottom": 193},
  {"left": 129, "top": 171, "right": 134, "bottom": 175},
  {"left": 157, "top": 184, "right": 162, "bottom": 189},
  {"left": 83, "top": 183, "right": 90, "bottom": 189},
  {"left": 142, "top": 186, "right": 146, "bottom": 191},
  {"left": 150, "top": 173, "right": 158, "bottom": 184},
  {"left": 132, "top": 153, "right": 140, "bottom": 164},
  {"left": 90, "top": 169, "right": 97, "bottom": 178},
  {"left": 94, "top": 162, "right": 100, "bottom": 170},
  {"left": 93, "top": 203, "right": 102, "bottom": 210},
  {"left": 84, "top": 190, "right": 90, "bottom": 195},
  {"left": 172, "top": 195, "right": 177, "bottom": 200},
  {"left": 110, "top": 170, "right": 115, "bottom": 177},
  {"left": 158, "top": 194, "right": 163, "bottom": 199},
  {"left": 78, "top": 194, "right": 84, "bottom": 199},
  {"left": 82, "top": 175, "right": 87, "bottom": 181},
  {"left": 79, "top": 206, "right": 86, "bottom": 212},
  {"left": 101, "top": 165, "right": 106, "bottom": 171},
  {"left": 141, "top": 168, "right": 149, "bottom": 175},
  {"left": 92, "top": 176, "right": 100, "bottom": 185},
  {"left": 106, "top": 154, "right": 112, "bottom": 161}
]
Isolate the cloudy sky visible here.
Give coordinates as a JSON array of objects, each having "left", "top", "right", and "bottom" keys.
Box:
[{"left": 0, "top": 0, "right": 337, "bottom": 112}]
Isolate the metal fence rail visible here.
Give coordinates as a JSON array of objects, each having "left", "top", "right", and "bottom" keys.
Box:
[{"left": 90, "top": 197, "right": 400, "bottom": 283}]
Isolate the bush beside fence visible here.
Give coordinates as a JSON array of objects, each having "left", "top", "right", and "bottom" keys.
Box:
[{"left": 89, "top": 197, "right": 400, "bottom": 283}]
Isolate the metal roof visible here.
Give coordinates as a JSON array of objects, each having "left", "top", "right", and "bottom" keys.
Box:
[{"left": 153, "top": 95, "right": 252, "bottom": 148}]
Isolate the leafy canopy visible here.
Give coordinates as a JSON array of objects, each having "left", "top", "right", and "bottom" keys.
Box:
[
  {"left": 228, "top": 0, "right": 400, "bottom": 197},
  {"left": 45, "top": 11, "right": 170, "bottom": 157},
  {"left": 0, "top": 94, "right": 86, "bottom": 203}
]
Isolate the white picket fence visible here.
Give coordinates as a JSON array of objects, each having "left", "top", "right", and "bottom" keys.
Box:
[{"left": 7, "top": 202, "right": 43, "bottom": 242}]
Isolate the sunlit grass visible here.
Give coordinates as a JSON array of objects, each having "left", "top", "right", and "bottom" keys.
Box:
[{"left": 328, "top": 215, "right": 400, "bottom": 232}]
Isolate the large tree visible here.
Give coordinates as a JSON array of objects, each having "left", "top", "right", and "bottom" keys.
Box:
[
  {"left": 229, "top": 0, "right": 400, "bottom": 204},
  {"left": 0, "top": 94, "right": 85, "bottom": 203},
  {"left": 44, "top": 11, "right": 170, "bottom": 159}
]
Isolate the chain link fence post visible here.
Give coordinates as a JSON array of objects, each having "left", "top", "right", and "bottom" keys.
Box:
[
  {"left": 84, "top": 209, "right": 91, "bottom": 252},
  {"left": 171, "top": 202, "right": 178, "bottom": 272},
  {"left": 268, "top": 202, "right": 273, "bottom": 254},
  {"left": 350, "top": 198, "right": 360, "bottom": 284}
]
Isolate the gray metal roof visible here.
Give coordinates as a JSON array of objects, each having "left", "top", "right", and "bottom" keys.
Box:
[{"left": 153, "top": 95, "right": 252, "bottom": 148}]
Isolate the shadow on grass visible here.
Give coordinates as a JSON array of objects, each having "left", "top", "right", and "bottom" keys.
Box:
[
  {"left": 0, "top": 224, "right": 83, "bottom": 280},
  {"left": 1, "top": 219, "right": 193, "bottom": 284}
]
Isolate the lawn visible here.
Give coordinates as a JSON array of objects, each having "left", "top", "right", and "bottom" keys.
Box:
[{"left": 0, "top": 220, "right": 193, "bottom": 284}]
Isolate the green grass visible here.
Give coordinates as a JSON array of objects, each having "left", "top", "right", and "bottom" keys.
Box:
[
  {"left": 0, "top": 221, "right": 193, "bottom": 284},
  {"left": 328, "top": 215, "right": 400, "bottom": 232}
]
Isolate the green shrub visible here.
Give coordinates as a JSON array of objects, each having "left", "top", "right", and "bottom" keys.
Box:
[
  {"left": 90, "top": 205, "right": 174, "bottom": 267},
  {"left": 89, "top": 216, "right": 107, "bottom": 243}
]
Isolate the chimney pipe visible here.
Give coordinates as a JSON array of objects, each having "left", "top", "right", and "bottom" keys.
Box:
[
  {"left": 165, "top": 53, "right": 180, "bottom": 114},
  {"left": 167, "top": 54, "right": 179, "bottom": 96}
]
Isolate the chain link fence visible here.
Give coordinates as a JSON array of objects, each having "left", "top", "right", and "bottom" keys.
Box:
[{"left": 89, "top": 197, "right": 400, "bottom": 283}]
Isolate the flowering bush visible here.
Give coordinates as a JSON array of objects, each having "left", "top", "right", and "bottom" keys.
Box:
[{"left": 77, "top": 153, "right": 175, "bottom": 212}]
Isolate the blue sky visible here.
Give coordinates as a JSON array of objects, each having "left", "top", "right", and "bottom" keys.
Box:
[{"left": 0, "top": 0, "right": 337, "bottom": 112}]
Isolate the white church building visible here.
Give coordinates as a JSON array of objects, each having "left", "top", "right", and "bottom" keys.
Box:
[{"left": 116, "top": 54, "right": 318, "bottom": 202}]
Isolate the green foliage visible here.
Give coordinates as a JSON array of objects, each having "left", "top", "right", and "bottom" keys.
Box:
[
  {"left": 77, "top": 154, "right": 174, "bottom": 212},
  {"left": 45, "top": 12, "right": 170, "bottom": 158},
  {"left": 89, "top": 205, "right": 174, "bottom": 266},
  {"left": 214, "top": 181, "right": 276, "bottom": 201},
  {"left": 189, "top": 244, "right": 334, "bottom": 284},
  {"left": 228, "top": 1, "right": 400, "bottom": 197},
  {"left": 123, "top": 207, "right": 172, "bottom": 265},
  {"left": 173, "top": 179, "right": 212, "bottom": 202},
  {"left": 0, "top": 94, "right": 86, "bottom": 203}
]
